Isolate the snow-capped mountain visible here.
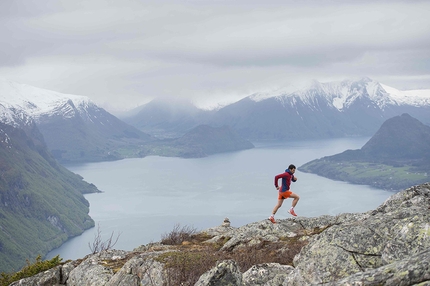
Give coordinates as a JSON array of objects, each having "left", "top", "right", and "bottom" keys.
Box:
[
  {"left": 249, "top": 77, "right": 430, "bottom": 111},
  {"left": 0, "top": 78, "right": 151, "bottom": 162},
  {"left": 125, "top": 77, "right": 430, "bottom": 141},
  {"left": 0, "top": 78, "right": 90, "bottom": 118},
  {"left": 212, "top": 77, "right": 430, "bottom": 140}
]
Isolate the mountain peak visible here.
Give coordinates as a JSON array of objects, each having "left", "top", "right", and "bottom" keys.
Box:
[
  {"left": 0, "top": 78, "right": 151, "bottom": 163},
  {"left": 0, "top": 78, "right": 92, "bottom": 120},
  {"left": 247, "top": 77, "right": 389, "bottom": 110},
  {"left": 361, "top": 113, "right": 430, "bottom": 160}
]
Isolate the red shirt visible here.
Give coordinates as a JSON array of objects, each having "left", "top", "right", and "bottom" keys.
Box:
[{"left": 274, "top": 170, "right": 296, "bottom": 192}]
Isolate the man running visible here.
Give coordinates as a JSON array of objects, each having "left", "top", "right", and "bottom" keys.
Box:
[{"left": 269, "top": 164, "right": 300, "bottom": 223}]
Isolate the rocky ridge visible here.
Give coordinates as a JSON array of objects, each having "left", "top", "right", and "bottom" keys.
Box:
[{"left": 12, "top": 183, "right": 430, "bottom": 285}]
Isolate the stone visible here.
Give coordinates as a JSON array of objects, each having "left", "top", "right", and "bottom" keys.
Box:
[
  {"left": 67, "top": 250, "right": 128, "bottom": 286},
  {"left": 9, "top": 266, "right": 61, "bottom": 286},
  {"left": 222, "top": 218, "right": 231, "bottom": 227},
  {"left": 194, "top": 260, "right": 242, "bottom": 286},
  {"left": 288, "top": 183, "right": 430, "bottom": 285},
  {"left": 242, "top": 263, "right": 294, "bottom": 285}
]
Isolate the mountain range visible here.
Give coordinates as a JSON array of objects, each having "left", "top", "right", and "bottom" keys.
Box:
[
  {"left": 2, "top": 77, "right": 430, "bottom": 163},
  {"left": 0, "top": 78, "right": 253, "bottom": 162},
  {"left": 122, "top": 77, "right": 430, "bottom": 141},
  {"left": 300, "top": 113, "right": 430, "bottom": 190}
]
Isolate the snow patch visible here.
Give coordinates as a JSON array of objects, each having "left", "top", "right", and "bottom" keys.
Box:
[
  {"left": 332, "top": 97, "right": 346, "bottom": 110},
  {"left": 0, "top": 78, "right": 94, "bottom": 123},
  {"left": 381, "top": 84, "right": 430, "bottom": 106}
]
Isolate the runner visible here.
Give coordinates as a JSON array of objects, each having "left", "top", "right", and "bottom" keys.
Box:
[{"left": 269, "top": 164, "right": 300, "bottom": 223}]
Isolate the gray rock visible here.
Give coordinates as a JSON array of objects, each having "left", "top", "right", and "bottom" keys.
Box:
[
  {"left": 106, "top": 252, "right": 169, "bottom": 286},
  {"left": 10, "top": 266, "right": 61, "bottom": 286},
  {"left": 222, "top": 217, "right": 231, "bottom": 227},
  {"left": 67, "top": 250, "right": 129, "bottom": 286},
  {"left": 60, "top": 260, "right": 80, "bottom": 284},
  {"left": 325, "top": 248, "right": 430, "bottom": 285},
  {"left": 194, "top": 260, "right": 242, "bottom": 286},
  {"left": 242, "top": 263, "right": 294, "bottom": 286},
  {"left": 288, "top": 183, "right": 430, "bottom": 285}
]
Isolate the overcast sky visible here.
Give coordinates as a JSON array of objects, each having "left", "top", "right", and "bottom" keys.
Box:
[{"left": 1, "top": 0, "right": 430, "bottom": 113}]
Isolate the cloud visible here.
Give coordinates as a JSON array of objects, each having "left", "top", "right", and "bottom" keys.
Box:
[{"left": 1, "top": 0, "right": 430, "bottom": 112}]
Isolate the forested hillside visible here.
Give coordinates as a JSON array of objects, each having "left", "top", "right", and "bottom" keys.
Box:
[{"left": 0, "top": 121, "right": 98, "bottom": 272}]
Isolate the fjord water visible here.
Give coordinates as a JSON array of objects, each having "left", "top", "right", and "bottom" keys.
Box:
[{"left": 47, "top": 137, "right": 393, "bottom": 260}]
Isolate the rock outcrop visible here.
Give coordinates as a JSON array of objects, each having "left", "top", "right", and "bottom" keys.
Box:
[{"left": 11, "top": 183, "right": 430, "bottom": 285}]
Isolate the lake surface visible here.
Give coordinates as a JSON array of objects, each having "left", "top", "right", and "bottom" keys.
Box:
[{"left": 47, "top": 137, "right": 394, "bottom": 260}]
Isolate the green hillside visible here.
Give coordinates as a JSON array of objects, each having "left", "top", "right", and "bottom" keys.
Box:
[
  {"left": 300, "top": 114, "right": 430, "bottom": 190},
  {"left": 0, "top": 122, "right": 98, "bottom": 273}
]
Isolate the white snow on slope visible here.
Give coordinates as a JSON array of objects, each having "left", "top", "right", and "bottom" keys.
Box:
[
  {"left": 381, "top": 84, "right": 430, "bottom": 106},
  {"left": 0, "top": 78, "right": 92, "bottom": 119},
  {"left": 0, "top": 104, "right": 18, "bottom": 127},
  {"left": 248, "top": 77, "right": 430, "bottom": 111}
]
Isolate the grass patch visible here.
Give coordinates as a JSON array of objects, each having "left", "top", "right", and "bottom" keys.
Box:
[
  {"left": 0, "top": 255, "right": 62, "bottom": 286},
  {"left": 301, "top": 160, "right": 429, "bottom": 190}
]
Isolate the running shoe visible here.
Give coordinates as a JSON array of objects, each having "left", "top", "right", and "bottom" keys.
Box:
[
  {"left": 289, "top": 209, "right": 297, "bottom": 216},
  {"left": 269, "top": 216, "right": 276, "bottom": 224}
]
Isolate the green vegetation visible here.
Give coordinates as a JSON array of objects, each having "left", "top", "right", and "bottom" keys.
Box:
[
  {"left": 0, "top": 255, "right": 62, "bottom": 286},
  {"left": 300, "top": 114, "right": 430, "bottom": 190},
  {"left": 300, "top": 160, "right": 429, "bottom": 190},
  {"left": 0, "top": 123, "right": 98, "bottom": 272},
  {"left": 114, "top": 125, "right": 254, "bottom": 159}
]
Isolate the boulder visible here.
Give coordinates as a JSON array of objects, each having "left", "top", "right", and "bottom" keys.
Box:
[
  {"left": 9, "top": 266, "right": 61, "bottom": 286},
  {"left": 194, "top": 260, "right": 242, "bottom": 286},
  {"left": 67, "top": 250, "right": 128, "bottom": 286},
  {"left": 324, "top": 249, "right": 430, "bottom": 285},
  {"left": 288, "top": 183, "right": 430, "bottom": 285},
  {"left": 242, "top": 263, "right": 294, "bottom": 285}
]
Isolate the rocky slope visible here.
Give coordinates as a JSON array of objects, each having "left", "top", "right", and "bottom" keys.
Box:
[{"left": 12, "top": 182, "right": 430, "bottom": 285}]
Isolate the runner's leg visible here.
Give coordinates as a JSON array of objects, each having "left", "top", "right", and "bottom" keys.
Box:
[
  {"left": 289, "top": 192, "right": 300, "bottom": 208},
  {"left": 272, "top": 199, "right": 284, "bottom": 215}
]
